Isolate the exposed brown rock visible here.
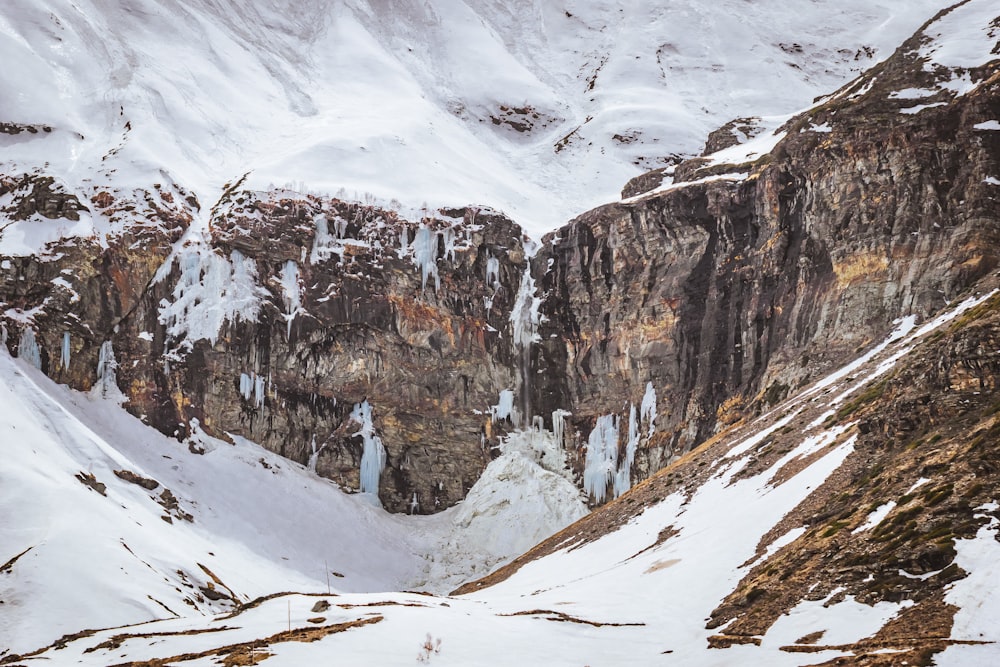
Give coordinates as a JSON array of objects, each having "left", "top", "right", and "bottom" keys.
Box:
[{"left": 532, "top": 31, "right": 1000, "bottom": 499}]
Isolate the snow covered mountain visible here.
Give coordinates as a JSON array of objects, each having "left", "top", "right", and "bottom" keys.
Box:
[
  {"left": 0, "top": 0, "right": 953, "bottom": 235},
  {"left": 2, "top": 0, "right": 1000, "bottom": 665}
]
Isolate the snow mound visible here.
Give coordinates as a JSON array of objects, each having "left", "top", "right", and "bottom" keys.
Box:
[{"left": 421, "top": 429, "right": 587, "bottom": 592}]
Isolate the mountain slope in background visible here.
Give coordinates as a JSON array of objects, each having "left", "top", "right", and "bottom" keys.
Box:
[{"left": 0, "top": 0, "right": 953, "bottom": 235}]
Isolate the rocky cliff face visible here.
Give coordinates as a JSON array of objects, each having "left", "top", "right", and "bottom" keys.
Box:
[
  {"left": 531, "top": 6, "right": 1000, "bottom": 502},
  {"left": 1, "top": 4, "right": 997, "bottom": 512},
  {"left": 0, "top": 180, "right": 531, "bottom": 513}
]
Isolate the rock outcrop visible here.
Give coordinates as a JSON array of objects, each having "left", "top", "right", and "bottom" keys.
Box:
[
  {"left": 531, "top": 7, "right": 1000, "bottom": 501},
  {"left": 0, "top": 182, "right": 530, "bottom": 513}
]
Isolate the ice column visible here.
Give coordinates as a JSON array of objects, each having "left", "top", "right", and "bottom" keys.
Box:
[
  {"left": 352, "top": 400, "right": 386, "bottom": 503},
  {"left": 411, "top": 226, "right": 440, "bottom": 293},
  {"left": 509, "top": 266, "right": 542, "bottom": 428},
  {"left": 61, "top": 332, "right": 71, "bottom": 370},
  {"left": 279, "top": 260, "right": 302, "bottom": 337},
  {"left": 583, "top": 414, "right": 619, "bottom": 504},
  {"left": 484, "top": 255, "right": 501, "bottom": 312},
  {"left": 641, "top": 381, "right": 658, "bottom": 437},
  {"left": 18, "top": 328, "right": 41, "bottom": 369},
  {"left": 614, "top": 405, "right": 640, "bottom": 498},
  {"left": 96, "top": 340, "right": 118, "bottom": 398},
  {"left": 552, "top": 409, "right": 571, "bottom": 447}
]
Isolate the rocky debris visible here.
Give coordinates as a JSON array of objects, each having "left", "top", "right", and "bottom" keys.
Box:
[
  {"left": 0, "top": 122, "right": 53, "bottom": 135},
  {"left": 0, "top": 174, "right": 88, "bottom": 221},
  {"left": 700, "top": 116, "right": 764, "bottom": 155},
  {"left": 310, "top": 600, "right": 331, "bottom": 613},
  {"left": 487, "top": 104, "right": 560, "bottom": 134},
  {"left": 157, "top": 489, "right": 193, "bottom": 523},
  {"left": 0, "top": 547, "right": 32, "bottom": 575},
  {"left": 113, "top": 469, "right": 160, "bottom": 490},
  {"left": 74, "top": 472, "right": 106, "bottom": 496},
  {"left": 199, "top": 584, "right": 230, "bottom": 601},
  {"left": 620, "top": 166, "right": 670, "bottom": 198}
]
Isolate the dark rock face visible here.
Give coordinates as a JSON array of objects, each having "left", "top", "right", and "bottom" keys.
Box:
[
  {"left": 131, "top": 195, "right": 528, "bottom": 514},
  {"left": 532, "top": 30, "right": 1000, "bottom": 498},
  {"left": 0, "top": 185, "right": 529, "bottom": 514}
]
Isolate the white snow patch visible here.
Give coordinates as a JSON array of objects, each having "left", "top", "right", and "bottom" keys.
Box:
[
  {"left": 762, "top": 594, "right": 913, "bottom": 650},
  {"left": 900, "top": 102, "right": 948, "bottom": 114},
  {"left": 920, "top": 0, "right": 1000, "bottom": 70},
  {"left": 936, "top": 502, "right": 1000, "bottom": 666},
  {"left": 974, "top": 120, "right": 1000, "bottom": 130},
  {"left": 853, "top": 501, "right": 897, "bottom": 534},
  {"left": 889, "top": 87, "right": 938, "bottom": 99}
]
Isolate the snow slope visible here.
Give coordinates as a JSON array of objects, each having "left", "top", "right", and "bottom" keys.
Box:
[
  {"left": 0, "top": 0, "right": 953, "bottom": 236},
  {"left": 0, "top": 351, "right": 586, "bottom": 655}
]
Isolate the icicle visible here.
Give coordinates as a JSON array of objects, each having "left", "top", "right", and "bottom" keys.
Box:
[
  {"left": 61, "top": 332, "right": 71, "bottom": 370},
  {"left": 279, "top": 260, "right": 302, "bottom": 338},
  {"left": 334, "top": 216, "right": 348, "bottom": 239},
  {"left": 510, "top": 267, "right": 542, "bottom": 348},
  {"left": 310, "top": 214, "right": 331, "bottom": 264},
  {"left": 254, "top": 373, "right": 266, "bottom": 408},
  {"left": 442, "top": 226, "right": 457, "bottom": 262},
  {"left": 351, "top": 400, "right": 386, "bottom": 504},
  {"left": 641, "top": 381, "right": 658, "bottom": 438},
  {"left": 484, "top": 255, "right": 501, "bottom": 312},
  {"left": 485, "top": 256, "right": 500, "bottom": 290},
  {"left": 18, "top": 328, "right": 41, "bottom": 369},
  {"left": 614, "top": 404, "right": 640, "bottom": 498},
  {"left": 411, "top": 225, "right": 440, "bottom": 293},
  {"left": 96, "top": 340, "right": 118, "bottom": 398},
  {"left": 583, "top": 414, "right": 619, "bottom": 504},
  {"left": 409, "top": 492, "right": 419, "bottom": 515},
  {"left": 308, "top": 434, "right": 319, "bottom": 472},
  {"left": 239, "top": 372, "right": 253, "bottom": 400},
  {"left": 490, "top": 389, "right": 518, "bottom": 425},
  {"left": 397, "top": 226, "right": 410, "bottom": 259},
  {"left": 509, "top": 265, "right": 542, "bottom": 427},
  {"left": 552, "top": 409, "right": 571, "bottom": 447}
]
